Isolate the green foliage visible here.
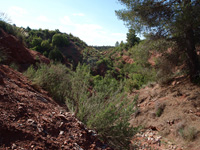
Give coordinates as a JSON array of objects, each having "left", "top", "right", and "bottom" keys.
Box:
[
  {"left": 52, "top": 33, "right": 69, "bottom": 47},
  {"left": 96, "top": 58, "right": 113, "bottom": 69},
  {"left": 48, "top": 47, "right": 64, "bottom": 62},
  {"left": 124, "top": 69, "right": 156, "bottom": 92},
  {"left": 25, "top": 63, "right": 136, "bottom": 150},
  {"left": 41, "top": 40, "right": 51, "bottom": 52},
  {"left": 155, "top": 102, "right": 165, "bottom": 117},
  {"left": 126, "top": 29, "right": 140, "bottom": 48},
  {"left": 67, "top": 67, "right": 135, "bottom": 149},
  {"left": 9, "top": 63, "right": 19, "bottom": 71},
  {"left": 0, "top": 14, "right": 25, "bottom": 43},
  {"left": 31, "top": 37, "right": 43, "bottom": 52},
  {"left": 116, "top": 0, "right": 200, "bottom": 79},
  {"left": 24, "top": 63, "right": 70, "bottom": 102},
  {"left": 129, "top": 40, "right": 151, "bottom": 67},
  {"left": 115, "top": 41, "right": 120, "bottom": 47},
  {"left": 92, "top": 46, "right": 114, "bottom": 51}
]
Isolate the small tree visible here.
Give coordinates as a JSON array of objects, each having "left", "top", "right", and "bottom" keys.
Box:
[
  {"left": 115, "top": 41, "right": 119, "bottom": 47},
  {"left": 41, "top": 40, "right": 51, "bottom": 52},
  {"left": 52, "top": 34, "right": 69, "bottom": 47},
  {"left": 116, "top": 0, "right": 200, "bottom": 80},
  {"left": 31, "top": 37, "right": 42, "bottom": 48},
  {"left": 126, "top": 28, "right": 140, "bottom": 48},
  {"left": 48, "top": 47, "right": 64, "bottom": 62}
]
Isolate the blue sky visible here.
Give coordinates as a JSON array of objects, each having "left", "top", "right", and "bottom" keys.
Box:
[{"left": 0, "top": 0, "right": 129, "bottom": 46}]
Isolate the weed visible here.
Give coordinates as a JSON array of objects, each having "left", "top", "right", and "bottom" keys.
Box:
[
  {"left": 155, "top": 102, "right": 165, "bottom": 117},
  {"left": 9, "top": 63, "right": 19, "bottom": 71},
  {"left": 178, "top": 126, "right": 198, "bottom": 141}
]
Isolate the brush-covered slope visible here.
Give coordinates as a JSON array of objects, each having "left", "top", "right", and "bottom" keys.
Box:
[{"left": 0, "top": 64, "right": 111, "bottom": 150}]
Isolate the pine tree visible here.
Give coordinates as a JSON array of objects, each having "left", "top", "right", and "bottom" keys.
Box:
[{"left": 116, "top": 0, "right": 200, "bottom": 80}]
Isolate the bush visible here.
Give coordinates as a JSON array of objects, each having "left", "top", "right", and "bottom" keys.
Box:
[
  {"left": 124, "top": 66, "right": 156, "bottom": 92},
  {"left": 41, "top": 40, "right": 51, "bottom": 52},
  {"left": 66, "top": 66, "right": 136, "bottom": 149},
  {"left": 48, "top": 48, "right": 64, "bottom": 62},
  {"left": 0, "top": 20, "right": 25, "bottom": 44},
  {"left": 155, "top": 102, "right": 166, "bottom": 117},
  {"left": 25, "top": 63, "right": 70, "bottom": 103},
  {"left": 52, "top": 34, "right": 69, "bottom": 47},
  {"left": 9, "top": 63, "right": 19, "bottom": 71},
  {"left": 31, "top": 37, "right": 42, "bottom": 48},
  {"left": 25, "top": 63, "right": 137, "bottom": 149}
]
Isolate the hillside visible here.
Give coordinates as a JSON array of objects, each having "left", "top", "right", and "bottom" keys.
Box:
[
  {"left": 130, "top": 77, "right": 200, "bottom": 150},
  {"left": 0, "top": 64, "right": 111, "bottom": 150},
  {"left": 0, "top": 29, "right": 50, "bottom": 71},
  {"left": 24, "top": 28, "right": 88, "bottom": 66},
  {"left": 1, "top": 16, "right": 200, "bottom": 150}
]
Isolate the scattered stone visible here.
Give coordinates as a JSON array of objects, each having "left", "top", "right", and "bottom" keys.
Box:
[
  {"left": 59, "top": 130, "right": 64, "bottom": 135},
  {"left": 11, "top": 143, "right": 17, "bottom": 149}
]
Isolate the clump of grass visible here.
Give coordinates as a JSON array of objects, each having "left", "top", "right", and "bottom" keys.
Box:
[
  {"left": 178, "top": 126, "right": 198, "bottom": 141},
  {"left": 9, "top": 63, "right": 19, "bottom": 71},
  {"left": 0, "top": 12, "right": 25, "bottom": 44},
  {"left": 155, "top": 102, "right": 166, "bottom": 117}
]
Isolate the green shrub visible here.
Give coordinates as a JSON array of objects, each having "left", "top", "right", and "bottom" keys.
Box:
[
  {"left": 41, "top": 40, "right": 51, "bottom": 52},
  {"left": 52, "top": 34, "right": 69, "bottom": 47},
  {"left": 31, "top": 37, "right": 42, "bottom": 48},
  {"left": 155, "top": 102, "right": 166, "bottom": 117},
  {"left": 25, "top": 63, "right": 137, "bottom": 149},
  {"left": 124, "top": 68, "right": 156, "bottom": 92},
  {"left": 24, "top": 63, "right": 70, "bottom": 103},
  {"left": 48, "top": 48, "right": 64, "bottom": 62},
  {"left": 71, "top": 71, "right": 136, "bottom": 149},
  {"left": 9, "top": 63, "right": 19, "bottom": 71},
  {"left": 0, "top": 20, "right": 25, "bottom": 43}
]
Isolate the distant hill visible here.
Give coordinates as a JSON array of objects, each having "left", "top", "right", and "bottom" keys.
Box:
[
  {"left": 24, "top": 27, "right": 88, "bottom": 66},
  {"left": 92, "top": 45, "right": 114, "bottom": 51}
]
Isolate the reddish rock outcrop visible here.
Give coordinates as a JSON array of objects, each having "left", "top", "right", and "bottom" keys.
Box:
[{"left": 0, "top": 29, "right": 50, "bottom": 71}]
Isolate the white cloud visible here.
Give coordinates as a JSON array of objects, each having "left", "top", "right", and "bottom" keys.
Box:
[
  {"left": 37, "top": 15, "right": 51, "bottom": 22},
  {"left": 58, "top": 16, "right": 127, "bottom": 45},
  {"left": 73, "top": 13, "right": 85, "bottom": 17},
  {"left": 60, "top": 16, "right": 74, "bottom": 26},
  {"left": 8, "top": 6, "right": 27, "bottom": 18}
]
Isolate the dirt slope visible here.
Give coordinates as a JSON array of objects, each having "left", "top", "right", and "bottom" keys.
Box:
[
  {"left": 130, "top": 77, "right": 200, "bottom": 150},
  {"left": 0, "top": 65, "right": 111, "bottom": 150},
  {"left": 0, "top": 29, "right": 50, "bottom": 71}
]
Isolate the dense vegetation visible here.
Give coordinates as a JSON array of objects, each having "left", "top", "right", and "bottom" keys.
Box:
[
  {"left": 22, "top": 27, "right": 156, "bottom": 149},
  {"left": 24, "top": 27, "right": 87, "bottom": 65},
  {"left": 1, "top": 0, "right": 200, "bottom": 148},
  {"left": 116, "top": 0, "right": 200, "bottom": 81},
  {"left": 24, "top": 63, "right": 139, "bottom": 149}
]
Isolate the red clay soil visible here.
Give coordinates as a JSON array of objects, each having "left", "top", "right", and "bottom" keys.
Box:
[
  {"left": 0, "top": 29, "right": 50, "bottom": 71},
  {"left": 148, "top": 51, "right": 161, "bottom": 66},
  {"left": 0, "top": 65, "right": 112, "bottom": 150},
  {"left": 122, "top": 55, "right": 134, "bottom": 64}
]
